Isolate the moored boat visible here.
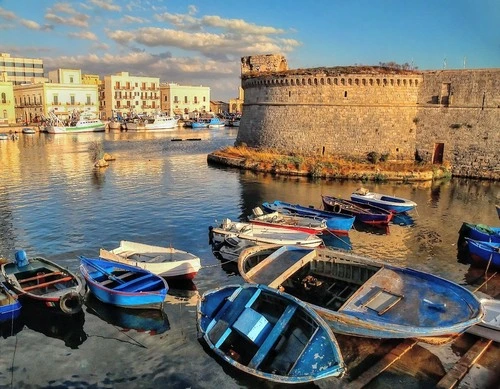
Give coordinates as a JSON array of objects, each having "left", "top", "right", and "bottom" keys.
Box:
[
  {"left": 321, "top": 194, "right": 393, "bottom": 225},
  {"left": 197, "top": 283, "right": 345, "bottom": 383},
  {"left": 239, "top": 245, "right": 484, "bottom": 341},
  {"left": 46, "top": 110, "right": 105, "bottom": 134},
  {"left": 350, "top": 187, "right": 417, "bottom": 213},
  {"left": 79, "top": 256, "right": 169, "bottom": 310},
  {"left": 248, "top": 207, "right": 327, "bottom": 235},
  {"left": 208, "top": 117, "right": 225, "bottom": 128},
  {"left": 0, "top": 275, "right": 22, "bottom": 323},
  {"left": 212, "top": 236, "right": 258, "bottom": 263},
  {"left": 1, "top": 250, "right": 84, "bottom": 315},
  {"left": 466, "top": 239, "right": 500, "bottom": 269},
  {"left": 99, "top": 240, "right": 201, "bottom": 280},
  {"left": 466, "top": 299, "right": 500, "bottom": 342},
  {"left": 22, "top": 127, "right": 36, "bottom": 134},
  {"left": 261, "top": 200, "right": 355, "bottom": 235},
  {"left": 209, "top": 218, "right": 323, "bottom": 248}
]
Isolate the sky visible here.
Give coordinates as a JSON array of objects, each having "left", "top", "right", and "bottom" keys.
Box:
[{"left": 0, "top": 0, "right": 499, "bottom": 101}]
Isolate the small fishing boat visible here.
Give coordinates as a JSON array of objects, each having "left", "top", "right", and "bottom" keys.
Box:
[
  {"left": 46, "top": 110, "right": 105, "bottom": 134},
  {"left": 1, "top": 250, "right": 83, "bottom": 315},
  {"left": 212, "top": 236, "right": 258, "bottom": 263},
  {"left": 197, "top": 283, "right": 345, "bottom": 383},
  {"left": 248, "top": 207, "right": 327, "bottom": 235},
  {"left": 350, "top": 187, "right": 417, "bottom": 213},
  {"left": 0, "top": 276, "right": 22, "bottom": 323},
  {"left": 261, "top": 201, "right": 355, "bottom": 235},
  {"left": 79, "top": 256, "right": 169, "bottom": 310},
  {"left": 0, "top": 133, "right": 9, "bottom": 140},
  {"left": 321, "top": 194, "right": 393, "bottom": 225},
  {"left": 191, "top": 119, "right": 210, "bottom": 129},
  {"left": 99, "top": 240, "right": 201, "bottom": 280},
  {"left": 209, "top": 219, "right": 323, "bottom": 248},
  {"left": 466, "top": 299, "right": 500, "bottom": 342},
  {"left": 239, "top": 245, "right": 484, "bottom": 341},
  {"left": 207, "top": 117, "right": 225, "bottom": 128},
  {"left": 22, "top": 127, "right": 36, "bottom": 134},
  {"left": 458, "top": 222, "right": 500, "bottom": 247},
  {"left": 466, "top": 239, "right": 500, "bottom": 269}
]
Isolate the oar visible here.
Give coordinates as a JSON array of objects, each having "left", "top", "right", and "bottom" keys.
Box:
[{"left": 79, "top": 256, "right": 125, "bottom": 284}]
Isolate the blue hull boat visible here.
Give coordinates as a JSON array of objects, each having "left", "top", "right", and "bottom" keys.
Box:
[
  {"left": 322, "top": 195, "right": 393, "bottom": 225},
  {"left": 79, "top": 257, "right": 169, "bottom": 310},
  {"left": 239, "top": 245, "right": 484, "bottom": 341},
  {"left": 466, "top": 240, "right": 500, "bottom": 269},
  {"left": 262, "top": 200, "right": 355, "bottom": 235},
  {"left": 0, "top": 277, "right": 22, "bottom": 323},
  {"left": 197, "top": 283, "right": 345, "bottom": 383},
  {"left": 350, "top": 189, "right": 417, "bottom": 213}
]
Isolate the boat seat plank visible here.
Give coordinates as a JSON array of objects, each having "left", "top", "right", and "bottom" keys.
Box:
[
  {"left": 269, "top": 250, "right": 317, "bottom": 289},
  {"left": 113, "top": 274, "right": 155, "bottom": 291},
  {"left": 23, "top": 276, "right": 73, "bottom": 291},
  {"left": 129, "top": 279, "right": 163, "bottom": 292},
  {"left": 100, "top": 271, "right": 135, "bottom": 286},
  {"left": 248, "top": 304, "right": 298, "bottom": 369},
  {"left": 364, "top": 289, "right": 403, "bottom": 315},
  {"left": 18, "top": 271, "right": 63, "bottom": 283}
]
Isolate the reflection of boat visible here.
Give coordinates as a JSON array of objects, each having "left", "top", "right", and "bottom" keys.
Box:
[
  {"left": 1, "top": 250, "right": 84, "bottom": 315},
  {"left": 209, "top": 219, "right": 323, "bottom": 247},
  {"left": 322, "top": 195, "right": 393, "bottom": 226},
  {"left": 391, "top": 212, "right": 415, "bottom": 226},
  {"left": 79, "top": 256, "right": 169, "bottom": 310},
  {"left": 100, "top": 240, "right": 201, "bottom": 280},
  {"left": 0, "top": 276, "right": 21, "bottom": 323},
  {"left": 197, "top": 283, "right": 345, "bottom": 383},
  {"left": 466, "top": 299, "right": 500, "bottom": 342},
  {"left": 321, "top": 233, "right": 352, "bottom": 251},
  {"left": 85, "top": 293, "right": 170, "bottom": 335},
  {"left": 22, "top": 303, "right": 87, "bottom": 349},
  {"left": 351, "top": 188, "right": 417, "bottom": 213},
  {"left": 239, "top": 245, "right": 484, "bottom": 341},
  {"left": 0, "top": 316, "right": 24, "bottom": 339},
  {"left": 262, "top": 200, "right": 355, "bottom": 235}
]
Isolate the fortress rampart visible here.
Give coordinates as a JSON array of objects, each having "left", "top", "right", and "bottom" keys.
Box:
[{"left": 236, "top": 55, "right": 500, "bottom": 179}]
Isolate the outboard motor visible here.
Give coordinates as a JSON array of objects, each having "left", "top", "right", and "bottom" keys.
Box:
[{"left": 14, "top": 250, "right": 29, "bottom": 267}]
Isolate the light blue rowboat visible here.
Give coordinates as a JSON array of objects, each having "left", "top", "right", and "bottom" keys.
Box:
[{"left": 79, "top": 256, "right": 168, "bottom": 310}]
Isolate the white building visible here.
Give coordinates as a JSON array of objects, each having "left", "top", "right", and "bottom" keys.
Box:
[{"left": 160, "top": 83, "right": 210, "bottom": 118}]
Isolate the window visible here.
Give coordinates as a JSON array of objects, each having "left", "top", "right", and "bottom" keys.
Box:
[
  {"left": 184, "top": 96, "right": 188, "bottom": 103},
  {"left": 70, "top": 95, "right": 75, "bottom": 105},
  {"left": 53, "top": 95, "right": 58, "bottom": 105},
  {"left": 86, "top": 95, "right": 91, "bottom": 105},
  {"left": 174, "top": 96, "right": 179, "bottom": 103},
  {"left": 203, "top": 96, "right": 206, "bottom": 102},
  {"left": 164, "top": 96, "right": 168, "bottom": 102},
  {"left": 1, "top": 93, "right": 5, "bottom": 104},
  {"left": 70, "top": 76, "right": 74, "bottom": 83}
]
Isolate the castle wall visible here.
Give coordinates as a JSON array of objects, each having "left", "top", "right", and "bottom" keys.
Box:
[{"left": 237, "top": 55, "right": 500, "bottom": 179}]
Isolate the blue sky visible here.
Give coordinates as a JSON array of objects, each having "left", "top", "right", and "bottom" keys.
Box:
[{"left": 0, "top": 0, "right": 499, "bottom": 101}]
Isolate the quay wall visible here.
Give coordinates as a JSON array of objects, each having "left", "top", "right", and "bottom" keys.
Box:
[{"left": 236, "top": 55, "right": 500, "bottom": 179}]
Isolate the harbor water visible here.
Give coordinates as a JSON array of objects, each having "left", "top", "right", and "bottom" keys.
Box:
[{"left": 0, "top": 128, "right": 499, "bottom": 388}]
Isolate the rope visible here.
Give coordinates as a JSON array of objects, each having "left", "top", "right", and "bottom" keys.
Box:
[
  {"left": 473, "top": 272, "right": 497, "bottom": 293},
  {"left": 323, "top": 229, "right": 352, "bottom": 249}
]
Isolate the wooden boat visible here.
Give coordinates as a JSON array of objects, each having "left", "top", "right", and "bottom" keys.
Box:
[
  {"left": 99, "top": 240, "right": 201, "bottom": 280},
  {"left": 79, "top": 256, "right": 169, "bottom": 310},
  {"left": 239, "top": 245, "right": 484, "bottom": 340},
  {"left": 458, "top": 222, "right": 500, "bottom": 244},
  {"left": 321, "top": 195, "right": 393, "bottom": 225},
  {"left": 466, "top": 239, "right": 500, "bottom": 269},
  {"left": 1, "top": 250, "right": 84, "bottom": 315},
  {"left": 213, "top": 236, "right": 258, "bottom": 263},
  {"left": 248, "top": 207, "right": 327, "bottom": 235},
  {"left": 209, "top": 218, "right": 323, "bottom": 248},
  {"left": 261, "top": 201, "right": 355, "bottom": 235},
  {"left": 466, "top": 299, "right": 500, "bottom": 342},
  {"left": 197, "top": 283, "right": 345, "bottom": 383},
  {"left": 0, "top": 276, "right": 22, "bottom": 323},
  {"left": 350, "top": 187, "right": 417, "bottom": 213}
]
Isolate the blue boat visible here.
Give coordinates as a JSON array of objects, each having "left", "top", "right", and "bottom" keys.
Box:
[
  {"left": 239, "top": 245, "right": 484, "bottom": 340},
  {"left": 466, "top": 240, "right": 500, "bottom": 269},
  {"left": 322, "top": 195, "right": 393, "bottom": 225},
  {"left": 0, "top": 276, "right": 22, "bottom": 323},
  {"left": 350, "top": 188, "right": 417, "bottom": 213},
  {"left": 261, "top": 200, "right": 355, "bottom": 235},
  {"left": 197, "top": 283, "right": 345, "bottom": 383},
  {"left": 207, "top": 117, "right": 225, "bottom": 128},
  {"left": 459, "top": 222, "right": 500, "bottom": 243},
  {"left": 79, "top": 257, "right": 169, "bottom": 310},
  {"left": 191, "top": 119, "right": 209, "bottom": 129}
]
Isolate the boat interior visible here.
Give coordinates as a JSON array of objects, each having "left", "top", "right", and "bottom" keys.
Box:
[
  {"left": 91, "top": 268, "right": 164, "bottom": 292},
  {"left": 4, "top": 263, "right": 75, "bottom": 295}
]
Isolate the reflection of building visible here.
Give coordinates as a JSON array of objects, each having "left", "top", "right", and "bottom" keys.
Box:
[
  {"left": 101, "top": 72, "right": 160, "bottom": 120},
  {"left": 160, "top": 83, "right": 210, "bottom": 117},
  {"left": 210, "top": 100, "right": 229, "bottom": 114},
  {"left": 0, "top": 77, "right": 15, "bottom": 126},
  {"left": 229, "top": 87, "right": 244, "bottom": 114},
  {"left": 14, "top": 68, "right": 99, "bottom": 124},
  {"left": 0, "top": 52, "right": 45, "bottom": 85}
]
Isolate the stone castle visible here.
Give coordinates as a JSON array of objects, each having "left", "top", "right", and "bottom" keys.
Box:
[{"left": 236, "top": 54, "right": 499, "bottom": 180}]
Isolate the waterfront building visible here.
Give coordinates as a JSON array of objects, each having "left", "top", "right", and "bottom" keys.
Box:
[
  {"left": 0, "top": 75, "right": 15, "bottom": 126},
  {"left": 228, "top": 86, "right": 244, "bottom": 114},
  {"left": 210, "top": 100, "right": 229, "bottom": 115},
  {"left": 160, "top": 83, "right": 210, "bottom": 118},
  {"left": 101, "top": 72, "right": 160, "bottom": 120},
  {"left": 0, "top": 52, "right": 45, "bottom": 85},
  {"left": 13, "top": 68, "right": 99, "bottom": 124}
]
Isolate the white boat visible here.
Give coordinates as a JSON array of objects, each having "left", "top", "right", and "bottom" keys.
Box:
[
  {"left": 350, "top": 187, "right": 417, "bottom": 214},
  {"left": 99, "top": 240, "right": 201, "bottom": 280},
  {"left": 0, "top": 133, "right": 8, "bottom": 140},
  {"left": 209, "top": 218, "right": 323, "bottom": 248},
  {"left": 46, "top": 110, "right": 105, "bottom": 134},
  {"left": 127, "top": 113, "right": 178, "bottom": 131},
  {"left": 22, "top": 128, "right": 36, "bottom": 134},
  {"left": 466, "top": 299, "right": 500, "bottom": 342}
]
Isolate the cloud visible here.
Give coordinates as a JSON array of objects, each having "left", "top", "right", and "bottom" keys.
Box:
[
  {"left": 45, "top": 12, "right": 90, "bottom": 28},
  {"left": 52, "top": 2, "right": 78, "bottom": 15},
  {"left": 121, "top": 15, "right": 148, "bottom": 24},
  {"left": 68, "top": 31, "right": 98, "bottom": 41},
  {"left": 0, "top": 6, "right": 16, "bottom": 20},
  {"left": 89, "top": 0, "right": 121, "bottom": 12},
  {"left": 201, "top": 15, "right": 285, "bottom": 35}
]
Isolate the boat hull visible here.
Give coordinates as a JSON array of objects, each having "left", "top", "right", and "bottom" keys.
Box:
[
  {"left": 47, "top": 124, "right": 105, "bottom": 133},
  {"left": 466, "top": 240, "right": 500, "bottom": 268},
  {"left": 0, "top": 282, "right": 22, "bottom": 323},
  {"left": 351, "top": 191, "right": 417, "bottom": 213},
  {"left": 322, "top": 195, "right": 393, "bottom": 225}
]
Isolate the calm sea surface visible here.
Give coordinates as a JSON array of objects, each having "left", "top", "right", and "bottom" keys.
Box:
[{"left": 0, "top": 128, "right": 499, "bottom": 388}]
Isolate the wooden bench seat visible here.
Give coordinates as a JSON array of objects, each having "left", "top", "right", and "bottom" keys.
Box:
[{"left": 23, "top": 276, "right": 73, "bottom": 292}]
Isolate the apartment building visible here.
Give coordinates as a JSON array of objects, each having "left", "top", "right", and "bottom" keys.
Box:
[
  {"left": 0, "top": 79, "right": 15, "bottom": 126},
  {"left": 160, "top": 83, "right": 210, "bottom": 117},
  {"left": 101, "top": 72, "right": 160, "bottom": 119},
  {"left": 228, "top": 86, "right": 244, "bottom": 114},
  {"left": 0, "top": 52, "right": 45, "bottom": 85}
]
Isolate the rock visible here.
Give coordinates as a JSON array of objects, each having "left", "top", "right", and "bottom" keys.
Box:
[
  {"left": 103, "top": 153, "right": 115, "bottom": 161},
  {"left": 94, "top": 158, "right": 109, "bottom": 168}
]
